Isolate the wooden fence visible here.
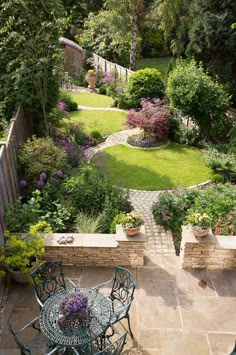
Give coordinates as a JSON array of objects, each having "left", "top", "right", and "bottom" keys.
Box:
[
  {"left": 0, "top": 106, "right": 32, "bottom": 244},
  {"left": 92, "top": 53, "right": 133, "bottom": 82}
]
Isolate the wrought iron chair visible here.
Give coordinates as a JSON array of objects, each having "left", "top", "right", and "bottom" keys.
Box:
[
  {"left": 31, "top": 260, "right": 76, "bottom": 307},
  {"left": 94, "top": 266, "right": 136, "bottom": 338},
  {"left": 230, "top": 341, "right": 236, "bottom": 355},
  {"left": 8, "top": 317, "right": 61, "bottom": 354}
]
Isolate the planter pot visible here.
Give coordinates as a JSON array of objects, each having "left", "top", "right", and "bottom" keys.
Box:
[
  {"left": 192, "top": 227, "right": 210, "bottom": 238},
  {"left": 58, "top": 310, "right": 88, "bottom": 330},
  {"left": 124, "top": 226, "right": 141, "bottom": 236},
  {"left": 8, "top": 269, "right": 31, "bottom": 284},
  {"left": 85, "top": 74, "right": 96, "bottom": 89}
]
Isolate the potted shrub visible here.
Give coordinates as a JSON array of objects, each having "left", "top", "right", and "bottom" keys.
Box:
[
  {"left": 186, "top": 212, "right": 211, "bottom": 237},
  {"left": 0, "top": 221, "right": 51, "bottom": 283},
  {"left": 85, "top": 69, "right": 96, "bottom": 89},
  {"left": 121, "top": 211, "right": 144, "bottom": 236}
]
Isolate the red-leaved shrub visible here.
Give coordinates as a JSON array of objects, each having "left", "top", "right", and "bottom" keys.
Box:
[{"left": 126, "top": 98, "right": 169, "bottom": 140}]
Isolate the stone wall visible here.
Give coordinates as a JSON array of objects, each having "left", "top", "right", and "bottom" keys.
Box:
[
  {"left": 44, "top": 225, "right": 146, "bottom": 268},
  {"left": 60, "top": 37, "right": 84, "bottom": 78},
  {"left": 180, "top": 226, "right": 236, "bottom": 269}
]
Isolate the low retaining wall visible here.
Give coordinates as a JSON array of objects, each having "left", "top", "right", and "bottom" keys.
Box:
[
  {"left": 180, "top": 226, "right": 236, "bottom": 269},
  {"left": 44, "top": 225, "right": 146, "bottom": 268}
]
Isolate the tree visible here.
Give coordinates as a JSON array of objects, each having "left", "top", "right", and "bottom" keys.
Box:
[
  {"left": 166, "top": 59, "right": 232, "bottom": 142},
  {"left": 0, "top": 0, "right": 65, "bottom": 134},
  {"left": 186, "top": 0, "right": 236, "bottom": 103},
  {"left": 105, "top": 0, "right": 163, "bottom": 70}
]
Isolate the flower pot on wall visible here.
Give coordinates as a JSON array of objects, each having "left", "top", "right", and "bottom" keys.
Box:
[
  {"left": 124, "top": 226, "right": 141, "bottom": 236},
  {"left": 85, "top": 74, "right": 96, "bottom": 89},
  {"left": 192, "top": 227, "right": 210, "bottom": 238}
]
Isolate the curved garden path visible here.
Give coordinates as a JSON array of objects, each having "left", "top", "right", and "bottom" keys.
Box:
[{"left": 73, "top": 88, "right": 176, "bottom": 255}]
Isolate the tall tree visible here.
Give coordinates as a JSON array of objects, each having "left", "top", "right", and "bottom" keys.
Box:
[
  {"left": 0, "top": 0, "right": 65, "bottom": 134},
  {"left": 105, "top": 0, "right": 163, "bottom": 70}
]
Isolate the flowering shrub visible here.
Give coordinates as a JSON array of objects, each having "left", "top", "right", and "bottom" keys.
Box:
[
  {"left": 186, "top": 213, "right": 211, "bottom": 230},
  {"left": 152, "top": 187, "right": 199, "bottom": 234},
  {"left": 60, "top": 291, "right": 88, "bottom": 316},
  {"left": 214, "top": 211, "right": 236, "bottom": 235},
  {"left": 120, "top": 212, "right": 143, "bottom": 229},
  {"left": 126, "top": 98, "right": 169, "bottom": 140}
]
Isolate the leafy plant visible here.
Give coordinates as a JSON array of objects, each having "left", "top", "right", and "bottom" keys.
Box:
[
  {"left": 18, "top": 136, "right": 67, "bottom": 184},
  {"left": 203, "top": 147, "right": 236, "bottom": 181},
  {"left": 120, "top": 212, "right": 143, "bottom": 229},
  {"left": 74, "top": 212, "right": 103, "bottom": 233},
  {"left": 125, "top": 68, "right": 164, "bottom": 108},
  {"left": 126, "top": 98, "right": 169, "bottom": 140},
  {"left": 186, "top": 213, "right": 211, "bottom": 230},
  {"left": 59, "top": 89, "right": 78, "bottom": 111},
  {"left": 110, "top": 213, "right": 125, "bottom": 233},
  {"left": 214, "top": 211, "right": 236, "bottom": 236}
]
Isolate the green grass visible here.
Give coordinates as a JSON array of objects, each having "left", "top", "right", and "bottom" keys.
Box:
[
  {"left": 64, "top": 110, "right": 126, "bottom": 136},
  {"left": 72, "top": 93, "right": 113, "bottom": 107},
  {"left": 136, "top": 57, "right": 173, "bottom": 80},
  {"left": 93, "top": 143, "right": 213, "bottom": 190}
]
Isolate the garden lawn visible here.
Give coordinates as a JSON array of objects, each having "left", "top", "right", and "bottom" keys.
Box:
[
  {"left": 136, "top": 57, "right": 173, "bottom": 81},
  {"left": 94, "top": 143, "right": 213, "bottom": 190},
  {"left": 72, "top": 93, "right": 113, "bottom": 107},
  {"left": 64, "top": 110, "right": 126, "bottom": 136}
]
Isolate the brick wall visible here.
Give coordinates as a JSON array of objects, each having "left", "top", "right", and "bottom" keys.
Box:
[
  {"left": 180, "top": 226, "right": 236, "bottom": 269},
  {"left": 44, "top": 225, "right": 146, "bottom": 268}
]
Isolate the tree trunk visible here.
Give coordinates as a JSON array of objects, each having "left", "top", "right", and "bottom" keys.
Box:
[
  {"left": 129, "top": 13, "right": 138, "bottom": 71},
  {"left": 42, "top": 102, "right": 49, "bottom": 135}
]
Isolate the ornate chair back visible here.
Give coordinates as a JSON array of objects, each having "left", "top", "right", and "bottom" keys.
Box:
[{"left": 31, "top": 260, "right": 67, "bottom": 306}]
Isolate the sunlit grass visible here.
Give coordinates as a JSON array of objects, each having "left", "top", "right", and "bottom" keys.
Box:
[{"left": 72, "top": 93, "right": 113, "bottom": 107}]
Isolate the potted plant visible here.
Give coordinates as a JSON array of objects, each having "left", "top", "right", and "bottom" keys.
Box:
[
  {"left": 85, "top": 69, "right": 96, "bottom": 89},
  {"left": 121, "top": 211, "right": 144, "bottom": 236},
  {"left": 0, "top": 221, "right": 51, "bottom": 283},
  {"left": 186, "top": 212, "right": 211, "bottom": 237}
]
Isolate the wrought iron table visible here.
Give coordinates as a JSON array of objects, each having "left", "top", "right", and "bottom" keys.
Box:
[{"left": 39, "top": 287, "right": 111, "bottom": 350}]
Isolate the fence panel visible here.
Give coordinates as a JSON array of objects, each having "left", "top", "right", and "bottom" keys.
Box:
[
  {"left": 0, "top": 106, "right": 31, "bottom": 244},
  {"left": 92, "top": 53, "right": 133, "bottom": 82}
]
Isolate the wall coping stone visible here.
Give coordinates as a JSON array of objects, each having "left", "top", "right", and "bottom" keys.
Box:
[
  {"left": 115, "top": 225, "right": 146, "bottom": 242},
  {"left": 182, "top": 226, "right": 236, "bottom": 250}
]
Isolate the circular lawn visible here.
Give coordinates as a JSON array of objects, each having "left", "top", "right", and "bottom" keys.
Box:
[{"left": 93, "top": 143, "right": 213, "bottom": 190}]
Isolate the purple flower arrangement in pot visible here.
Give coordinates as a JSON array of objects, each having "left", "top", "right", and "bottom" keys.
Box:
[{"left": 58, "top": 291, "right": 88, "bottom": 329}]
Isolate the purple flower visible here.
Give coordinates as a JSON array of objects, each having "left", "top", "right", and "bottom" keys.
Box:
[
  {"left": 19, "top": 180, "right": 27, "bottom": 188},
  {"left": 40, "top": 172, "right": 48, "bottom": 181},
  {"left": 60, "top": 292, "right": 88, "bottom": 315},
  {"left": 36, "top": 180, "right": 44, "bottom": 188},
  {"left": 56, "top": 170, "right": 64, "bottom": 178}
]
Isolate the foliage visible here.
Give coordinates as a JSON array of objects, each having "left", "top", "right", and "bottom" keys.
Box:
[
  {"left": 120, "top": 212, "right": 143, "bottom": 229},
  {"left": 0, "top": 0, "right": 66, "bottom": 134},
  {"left": 186, "top": 0, "right": 236, "bottom": 103},
  {"left": 110, "top": 213, "right": 126, "bottom": 233},
  {"left": 203, "top": 147, "right": 236, "bottom": 181},
  {"left": 59, "top": 89, "right": 78, "bottom": 111},
  {"left": 168, "top": 115, "right": 201, "bottom": 146},
  {"left": 74, "top": 212, "right": 103, "bottom": 233},
  {"left": 98, "top": 143, "right": 213, "bottom": 190},
  {"left": 18, "top": 136, "right": 67, "bottom": 185},
  {"left": 99, "top": 87, "right": 107, "bottom": 95},
  {"left": 55, "top": 139, "right": 84, "bottom": 168},
  {"left": 78, "top": 10, "right": 131, "bottom": 66},
  {"left": 64, "top": 165, "right": 131, "bottom": 232},
  {"left": 0, "top": 229, "right": 45, "bottom": 278},
  {"left": 166, "top": 59, "right": 232, "bottom": 142},
  {"left": 141, "top": 26, "right": 169, "bottom": 58},
  {"left": 89, "top": 130, "right": 103, "bottom": 144},
  {"left": 152, "top": 187, "right": 199, "bottom": 234},
  {"left": 125, "top": 68, "right": 164, "bottom": 107},
  {"left": 214, "top": 211, "right": 236, "bottom": 236},
  {"left": 29, "top": 221, "right": 52, "bottom": 237},
  {"left": 186, "top": 212, "right": 211, "bottom": 229},
  {"left": 126, "top": 98, "right": 169, "bottom": 139},
  {"left": 62, "top": 124, "right": 87, "bottom": 146}
]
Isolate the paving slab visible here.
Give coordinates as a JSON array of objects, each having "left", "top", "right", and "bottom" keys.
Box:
[
  {"left": 207, "top": 333, "right": 236, "bottom": 355},
  {"left": 209, "top": 270, "right": 236, "bottom": 297},
  {"left": 179, "top": 296, "right": 236, "bottom": 332}
]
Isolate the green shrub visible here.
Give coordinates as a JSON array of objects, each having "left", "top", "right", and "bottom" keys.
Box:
[
  {"left": 125, "top": 68, "right": 164, "bottom": 107},
  {"left": 203, "top": 147, "right": 236, "bottom": 180},
  {"left": 110, "top": 213, "right": 125, "bottom": 233},
  {"left": 63, "top": 124, "right": 87, "bottom": 145},
  {"left": 59, "top": 89, "right": 78, "bottom": 111},
  {"left": 90, "top": 130, "right": 103, "bottom": 144},
  {"left": 211, "top": 174, "right": 224, "bottom": 183},
  {"left": 99, "top": 86, "right": 107, "bottom": 95},
  {"left": 18, "top": 136, "right": 67, "bottom": 184},
  {"left": 166, "top": 59, "right": 232, "bottom": 142}
]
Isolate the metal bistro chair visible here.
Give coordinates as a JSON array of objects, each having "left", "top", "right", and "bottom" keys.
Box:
[
  {"left": 95, "top": 266, "right": 136, "bottom": 338},
  {"left": 8, "top": 317, "right": 61, "bottom": 355},
  {"left": 72, "top": 326, "right": 127, "bottom": 355},
  {"left": 31, "top": 260, "right": 77, "bottom": 307}
]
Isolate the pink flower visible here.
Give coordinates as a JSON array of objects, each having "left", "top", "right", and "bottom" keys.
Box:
[
  {"left": 228, "top": 216, "right": 233, "bottom": 221},
  {"left": 162, "top": 215, "right": 170, "bottom": 221}
]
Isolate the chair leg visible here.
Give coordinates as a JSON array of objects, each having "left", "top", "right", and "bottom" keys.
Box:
[{"left": 127, "top": 313, "right": 134, "bottom": 338}]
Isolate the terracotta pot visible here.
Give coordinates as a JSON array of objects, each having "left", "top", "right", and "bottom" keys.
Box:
[
  {"left": 124, "top": 226, "right": 141, "bottom": 236},
  {"left": 192, "top": 227, "right": 210, "bottom": 238},
  {"left": 85, "top": 74, "right": 96, "bottom": 89},
  {"left": 8, "top": 269, "right": 31, "bottom": 284}
]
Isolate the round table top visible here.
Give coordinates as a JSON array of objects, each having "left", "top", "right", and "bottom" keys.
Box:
[{"left": 39, "top": 287, "right": 111, "bottom": 347}]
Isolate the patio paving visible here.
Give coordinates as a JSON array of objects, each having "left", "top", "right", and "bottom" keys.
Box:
[{"left": 0, "top": 254, "right": 236, "bottom": 354}]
